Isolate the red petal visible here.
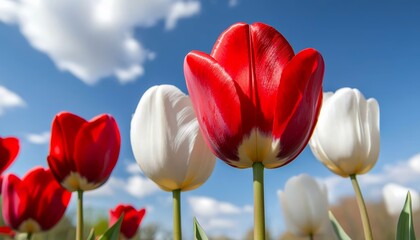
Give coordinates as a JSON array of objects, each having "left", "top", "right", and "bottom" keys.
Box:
[
  {"left": 211, "top": 22, "right": 294, "bottom": 132},
  {"left": 23, "top": 168, "right": 71, "bottom": 230},
  {"left": 74, "top": 114, "right": 120, "bottom": 185},
  {"left": 273, "top": 48, "right": 324, "bottom": 164},
  {"left": 2, "top": 173, "right": 27, "bottom": 229},
  {"left": 184, "top": 51, "right": 246, "bottom": 162},
  {"left": 0, "top": 137, "right": 19, "bottom": 174},
  {"left": 110, "top": 205, "right": 146, "bottom": 238},
  {"left": 0, "top": 226, "right": 15, "bottom": 237},
  {"left": 48, "top": 112, "right": 86, "bottom": 182}
]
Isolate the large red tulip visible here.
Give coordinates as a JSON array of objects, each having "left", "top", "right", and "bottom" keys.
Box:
[
  {"left": 184, "top": 22, "right": 324, "bottom": 169},
  {"left": 109, "top": 204, "right": 146, "bottom": 239},
  {"left": 2, "top": 167, "right": 71, "bottom": 233},
  {"left": 47, "top": 112, "right": 121, "bottom": 191},
  {"left": 0, "top": 137, "right": 19, "bottom": 174}
]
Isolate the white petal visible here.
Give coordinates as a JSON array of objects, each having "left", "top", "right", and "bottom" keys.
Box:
[
  {"left": 130, "top": 84, "right": 215, "bottom": 191},
  {"left": 279, "top": 174, "right": 329, "bottom": 236},
  {"left": 309, "top": 88, "right": 380, "bottom": 176}
]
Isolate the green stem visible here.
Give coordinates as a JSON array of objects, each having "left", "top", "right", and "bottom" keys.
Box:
[
  {"left": 253, "top": 162, "right": 266, "bottom": 240},
  {"left": 172, "top": 189, "right": 182, "bottom": 240},
  {"left": 26, "top": 233, "right": 32, "bottom": 240},
  {"left": 309, "top": 233, "right": 314, "bottom": 240},
  {"left": 76, "top": 190, "right": 84, "bottom": 240},
  {"left": 350, "top": 174, "right": 373, "bottom": 240}
]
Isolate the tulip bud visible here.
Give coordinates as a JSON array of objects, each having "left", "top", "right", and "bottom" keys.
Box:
[
  {"left": 109, "top": 204, "right": 146, "bottom": 239},
  {"left": 130, "top": 85, "right": 216, "bottom": 192},
  {"left": 278, "top": 174, "right": 329, "bottom": 237},
  {"left": 309, "top": 88, "right": 380, "bottom": 177}
]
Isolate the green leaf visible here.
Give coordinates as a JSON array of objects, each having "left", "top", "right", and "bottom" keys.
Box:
[
  {"left": 87, "top": 228, "right": 95, "bottom": 240},
  {"left": 98, "top": 214, "right": 124, "bottom": 240},
  {"left": 194, "top": 217, "right": 208, "bottom": 240},
  {"left": 329, "top": 211, "right": 351, "bottom": 240},
  {"left": 397, "top": 191, "right": 416, "bottom": 240}
]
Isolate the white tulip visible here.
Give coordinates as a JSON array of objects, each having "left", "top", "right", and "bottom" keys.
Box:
[
  {"left": 383, "top": 183, "right": 420, "bottom": 216},
  {"left": 278, "top": 174, "right": 330, "bottom": 237},
  {"left": 130, "top": 85, "right": 216, "bottom": 191},
  {"left": 309, "top": 88, "right": 380, "bottom": 177}
]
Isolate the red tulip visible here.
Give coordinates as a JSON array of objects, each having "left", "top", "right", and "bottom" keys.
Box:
[
  {"left": 0, "top": 226, "right": 15, "bottom": 237},
  {"left": 2, "top": 167, "right": 71, "bottom": 233},
  {"left": 109, "top": 204, "right": 146, "bottom": 239},
  {"left": 47, "top": 112, "right": 121, "bottom": 191},
  {"left": 184, "top": 22, "right": 324, "bottom": 169},
  {"left": 0, "top": 136, "right": 19, "bottom": 174}
]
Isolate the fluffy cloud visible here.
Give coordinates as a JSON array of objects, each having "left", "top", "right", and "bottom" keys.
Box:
[
  {"left": 86, "top": 161, "right": 159, "bottom": 199},
  {"left": 26, "top": 131, "right": 50, "bottom": 144},
  {"left": 0, "top": 86, "right": 25, "bottom": 115},
  {"left": 382, "top": 183, "right": 420, "bottom": 216},
  {"left": 189, "top": 196, "right": 251, "bottom": 237},
  {"left": 126, "top": 175, "right": 160, "bottom": 198},
  {"left": 228, "top": 0, "right": 239, "bottom": 7},
  {"left": 0, "top": 0, "right": 200, "bottom": 84},
  {"left": 125, "top": 162, "right": 142, "bottom": 175},
  {"left": 318, "top": 153, "right": 420, "bottom": 204}
]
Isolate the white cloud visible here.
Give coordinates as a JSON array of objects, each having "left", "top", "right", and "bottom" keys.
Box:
[
  {"left": 0, "top": 0, "right": 19, "bottom": 23},
  {"left": 0, "top": 0, "right": 201, "bottom": 84},
  {"left": 126, "top": 175, "right": 160, "bottom": 198},
  {"left": 317, "top": 153, "right": 420, "bottom": 204},
  {"left": 382, "top": 183, "right": 420, "bottom": 216},
  {"left": 26, "top": 131, "right": 50, "bottom": 144},
  {"left": 165, "top": 1, "right": 200, "bottom": 30},
  {"left": 189, "top": 196, "right": 242, "bottom": 218},
  {"left": 189, "top": 196, "right": 251, "bottom": 237},
  {"left": 228, "top": 0, "right": 239, "bottom": 7},
  {"left": 125, "top": 161, "right": 142, "bottom": 175},
  {"left": 0, "top": 86, "right": 25, "bottom": 115},
  {"left": 86, "top": 177, "right": 125, "bottom": 197}
]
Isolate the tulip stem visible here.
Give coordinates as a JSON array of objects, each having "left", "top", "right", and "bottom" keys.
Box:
[
  {"left": 253, "top": 162, "right": 266, "bottom": 240},
  {"left": 350, "top": 174, "right": 373, "bottom": 240},
  {"left": 309, "top": 234, "right": 314, "bottom": 240},
  {"left": 26, "top": 233, "right": 32, "bottom": 240},
  {"left": 76, "top": 190, "right": 84, "bottom": 240},
  {"left": 172, "top": 189, "right": 182, "bottom": 240}
]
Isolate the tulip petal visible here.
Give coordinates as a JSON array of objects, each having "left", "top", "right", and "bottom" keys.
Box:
[
  {"left": 23, "top": 168, "right": 71, "bottom": 230},
  {"left": 360, "top": 98, "right": 380, "bottom": 174},
  {"left": 109, "top": 205, "right": 146, "bottom": 239},
  {"left": 74, "top": 115, "right": 120, "bottom": 185},
  {"left": 48, "top": 112, "right": 86, "bottom": 182},
  {"left": 270, "top": 48, "right": 324, "bottom": 168},
  {"left": 131, "top": 85, "right": 215, "bottom": 190},
  {"left": 279, "top": 174, "right": 329, "bottom": 237},
  {"left": 309, "top": 88, "right": 379, "bottom": 176},
  {"left": 0, "top": 137, "right": 19, "bottom": 174},
  {"left": 184, "top": 52, "right": 246, "bottom": 163},
  {"left": 211, "top": 22, "right": 294, "bottom": 133},
  {"left": 2, "top": 174, "right": 27, "bottom": 229},
  {"left": 180, "top": 124, "right": 216, "bottom": 191}
]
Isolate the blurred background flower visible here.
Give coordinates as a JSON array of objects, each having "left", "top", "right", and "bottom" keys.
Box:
[
  {"left": 2, "top": 167, "right": 71, "bottom": 234},
  {"left": 278, "top": 174, "right": 330, "bottom": 238},
  {"left": 109, "top": 204, "right": 146, "bottom": 239}
]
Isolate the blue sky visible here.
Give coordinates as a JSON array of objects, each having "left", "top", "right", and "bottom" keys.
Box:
[{"left": 1, "top": 0, "right": 420, "bottom": 238}]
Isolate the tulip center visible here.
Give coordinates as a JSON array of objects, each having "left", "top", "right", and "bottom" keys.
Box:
[
  {"left": 62, "top": 172, "right": 101, "bottom": 191},
  {"left": 235, "top": 128, "right": 282, "bottom": 168},
  {"left": 18, "top": 218, "right": 41, "bottom": 233}
]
